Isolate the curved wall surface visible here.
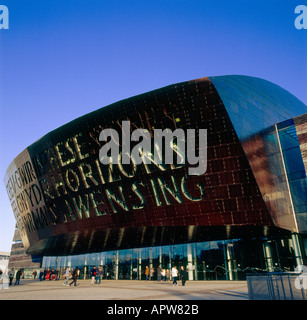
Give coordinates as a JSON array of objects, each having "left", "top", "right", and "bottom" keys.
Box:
[
  {"left": 4, "top": 76, "right": 306, "bottom": 256},
  {"left": 210, "top": 75, "right": 307, "bottom": 233}
]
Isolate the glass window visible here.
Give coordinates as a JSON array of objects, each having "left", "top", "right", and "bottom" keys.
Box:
[
  {"left": 290, "top": 179, "right": 307, "bottom": 212},
  {"left": 278, "top": 127, "right": 299, "bottom": 150},
  {"left": 161, "top": 245, "right": 170, "bottom": 270},
  {"left": 283, "top": 147, "right": 305, "bottom": 180},
  {"left": 195, "top": 241, "right": 225, "bottom": 280}
]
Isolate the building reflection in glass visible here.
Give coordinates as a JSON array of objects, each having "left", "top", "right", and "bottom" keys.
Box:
[{"left": 41, "top": 236, "right": 296, "bottom": 281}]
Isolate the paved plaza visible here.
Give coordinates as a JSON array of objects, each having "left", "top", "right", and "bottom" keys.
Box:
[{"left": 0, "top": 279, "right": 249, "bottom": 300}]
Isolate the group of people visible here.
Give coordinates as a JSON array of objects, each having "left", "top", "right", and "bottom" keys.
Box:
[
  {"left": 39, "top": 269, "right": 61, "bottom": 281},
  {"left": 145, "top": 265, "right": 187, "bottom": 286},
  {"left": 8, "top": 268, "right": 22, "bottom": 286},
  {"left": 6, "top": 265, "right": 188, "bottom": 287},
  {"left": 62, "top": 265, "right": 104, "bottom": 287},
  {"left": 171, "top": 266, "right": 187, "bottom": 286},
  {"left": 90, "top": 266, "right": 104, "bottom": 285},
  {"left": 63, "top": 266, "right": 80, "bottom": 286},
  {"left": 37, "top": 268, "right": 80, "bottom": 284}
]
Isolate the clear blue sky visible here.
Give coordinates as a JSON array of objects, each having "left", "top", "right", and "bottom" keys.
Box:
[{"left": 0, "top": 0, "right": 306, "bottom": 252}]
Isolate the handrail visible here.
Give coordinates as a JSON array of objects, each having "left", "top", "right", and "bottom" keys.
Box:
[{"left": 246, "top": 272, "right": 303, "bottom": 276}]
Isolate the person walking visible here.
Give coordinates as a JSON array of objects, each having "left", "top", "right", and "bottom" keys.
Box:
[
  {"left": 69, "top": 267, "right": 79, "bottom": 286},
  {"left": 96, "top": 265, "right": 103, "bottom": 284},
  {"left": 90, "top": 266, "right": 97, "bottom": 285},
  {"left": 171, "top": 266, "right": 178, "bottom": 286},
  {"left": 161, "top": 268, "right": 166, "bottom": 281},
  {"left": 157, "top": 265, "right": 162, "bottom": 281},
  {"left": 179, "top": 266, "right": 187, "bottom": 286},
  {"left": 145, "top": 266, "right": 150, "bottom": 280},
  {"left": 63, "top": 266, "right": 70, "bottom": 286},
  {"left": 8, "top": 268, "right": 14, "bottom": 286},
  {"left": 150, "top": 267, "right": 155, "bottom": 280},
  {"left": 15, "top": 269, "right": 22, "bottom": 285},
  {"left": 39, "top": 269, "right": 44, "bottom": 281}
]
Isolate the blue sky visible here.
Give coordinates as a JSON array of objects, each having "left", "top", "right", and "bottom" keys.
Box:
[{"left": 0, "top": 0, "right": 306, "bottom": 252}]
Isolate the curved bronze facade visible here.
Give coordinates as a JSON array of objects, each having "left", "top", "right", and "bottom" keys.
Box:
[{"left": 4, "top": 76, "right": 307, "bottom": 256}]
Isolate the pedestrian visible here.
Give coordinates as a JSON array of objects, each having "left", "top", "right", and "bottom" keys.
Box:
[
  {"left": 32, "top": 270, "right": 37, "bottom": 279},
  {"left": 179, "top": 266, "right": 187, "bottom": 286},
  {"left": 91, "top": 266, "right": 97, "bottom": 285},
  {"left": 145, "top": 266, "right": 150, "bottom": 280},
  {"left": 39, "top": 269, "right": 44, "bottom": 281},
  {"left": 166, "top": 269, "right": 170, "bottom": 281},
  {"left": 157, "top": 265, "right": 162, "bottom": 281},
  {"left": 63, "top": 266, "right": 70, "bottom": 286},
  {"left": 150, "top": 267, "right": 155, "bottom": 280},
  {"left": 15, "top": 269, "right": 22, "bottom": 285},
  {"left": 69, "top": 267, "right": 79, "bottom": 286},
  {"left": 96, "top": 265, "right": 103, "bottom": 284},
  {"left": 161, "top": 268, "right": 166, "bottom": 281},
  {"left": 46, "top": 269, "right": 50, "bottom": 280},
  {"left": 171, "top": 266, "right": 178, "bottom": 286},
  {"left": 9, "top": 268, "right": 14, "bottom": 286}
]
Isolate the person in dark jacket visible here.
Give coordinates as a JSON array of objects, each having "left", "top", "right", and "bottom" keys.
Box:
[
  {"left": 9, "top": 268, "right": 14, "bottom": 286},
  {"left": 90, "top": 266, "right": 97, "bottom": 285},
  {"left": 69, "top": 267, "right": 79, "bottom": 286},
  {"left": 179, "top": 266, "right": 187, "bottom": 286},
  {"left": 15, "top": 269, "right": 22, "bottom": 285},
  {"left": 95, "top": 265, "right": 103, "bottom": 284}
]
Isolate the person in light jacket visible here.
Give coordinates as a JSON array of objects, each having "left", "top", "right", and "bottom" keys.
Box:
[
  {"left": 171, "top": 266, "right": 178, "bottom": 286},
  {"left": 63, "top": 266, "right": 70, "bottom": 286}
]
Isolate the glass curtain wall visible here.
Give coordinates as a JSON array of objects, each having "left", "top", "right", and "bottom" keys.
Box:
[
  {"left": 40, "top": 237, "right": 302, "bottom": 281},
  {"left": 277, "top": 120, "right": 307, "bottom": 233}
]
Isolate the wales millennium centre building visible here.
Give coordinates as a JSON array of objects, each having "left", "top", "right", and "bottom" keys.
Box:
[{"left": 5, "top": 75, "right": 307, "bottom": 281}]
